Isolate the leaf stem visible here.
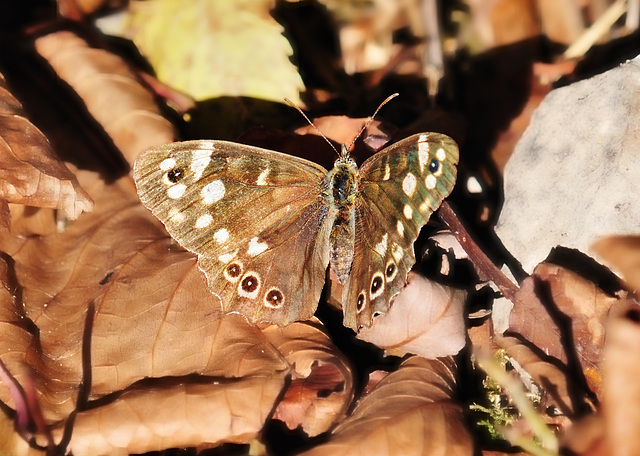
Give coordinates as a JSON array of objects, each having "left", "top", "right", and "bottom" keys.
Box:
[{"left": 438, "top": 201, "right": 520, "bottom": 302}]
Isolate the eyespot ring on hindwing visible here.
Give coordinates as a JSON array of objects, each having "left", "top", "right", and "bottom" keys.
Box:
[
  {"left": 369, "top": 273, "right": 384, "bottom": 300},
  {"left": 223, "top": 262, "right": 243, "bottom": 282},
  {"left": 264, "top": 287, "right": 285, "bottom": 309},
  {"left": 356, "top": 291, "right": 367, "bottom": 313},
  {"left": 238, "top": 271, "right": 261, "bottom": 299},
  {"left": 384, "top": 260, "right": 398, "bottom": 282}
]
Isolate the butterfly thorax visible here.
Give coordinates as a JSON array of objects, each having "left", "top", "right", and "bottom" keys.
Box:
[{"left": 326, "top": 156, "right": 359, "bottom": 284}]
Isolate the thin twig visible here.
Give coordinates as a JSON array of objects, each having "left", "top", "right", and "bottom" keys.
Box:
[{"left": 438, "top": 201, "right": 520, "bottom": 302}]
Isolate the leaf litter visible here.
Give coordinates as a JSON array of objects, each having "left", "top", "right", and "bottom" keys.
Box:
[{"left": 1, "top": 3, "right": 640, "bottom": 455}]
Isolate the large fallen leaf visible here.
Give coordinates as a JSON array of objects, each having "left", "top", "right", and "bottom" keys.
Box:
[
  {"left": 0, "top": 167, "right": 349, "bottom": 454},
  {"left": 357, "top": 272, "right": 467, "bottom": 359},
  {"left": 35, "top": 31, "right": 176, "bottom": 162},
  {"left": 560, "top": 299, "right": 640, "bottom": 456},
  {"left": 127, "top": 0, "right": 305, "bottom": 103},
  {"left": 0, "top": 73, "right": 93, "bottom": 221},
  {"left": 502, "top": 263, "right": 624, "bottom": 399},
  {"left": 599, "top": 301, "right": 640, "bottom": 456},
  {"left": 300, "top": 356, "right": 473, "bottom": 456}
]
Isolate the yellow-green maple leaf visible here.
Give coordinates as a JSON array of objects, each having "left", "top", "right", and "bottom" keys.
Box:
[{"left": 128, "top": 0, "right": 304, "bottom": 103}]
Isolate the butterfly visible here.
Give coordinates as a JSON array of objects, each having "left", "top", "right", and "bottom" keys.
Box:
[{"left": 133, "top": 107, "right": 458, "bottom": 330}]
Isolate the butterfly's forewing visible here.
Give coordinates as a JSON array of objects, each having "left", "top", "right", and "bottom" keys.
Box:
[
  {"left": 133, "top": 140, "right": 332, "bottom": 326},
  {"left": 342, "top": 133, "right": 459, "bottom": 329}
]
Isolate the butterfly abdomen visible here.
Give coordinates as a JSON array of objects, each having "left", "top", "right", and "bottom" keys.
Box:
[{"left": 327, "top": 159, "right": 359, "bottom": 283}]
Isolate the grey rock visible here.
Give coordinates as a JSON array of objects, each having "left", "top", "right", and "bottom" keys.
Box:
[{"left": 495, "top": 56, "right": 640, "bottom": 273}]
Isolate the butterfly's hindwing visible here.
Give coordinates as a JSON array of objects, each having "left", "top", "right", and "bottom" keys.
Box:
[
  {"left": 343, "top": 133, "right": 459, "bottom": 328},
  {"left": 133, "top": 140, "right": 332, "bottom": 325}
]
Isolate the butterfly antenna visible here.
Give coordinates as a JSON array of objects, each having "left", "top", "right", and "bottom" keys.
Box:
[
  {"left": 284, "top": 98, "right": 340, "bottom": 157},
  {"left": 345, "top": 93, "right": 399, "bottom": 154}
]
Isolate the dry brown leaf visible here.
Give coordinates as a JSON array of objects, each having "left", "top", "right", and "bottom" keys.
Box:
[
  {"left": 0, "top": 73, "right": 93, "bottom": 221},
  {"left": 34, "top": 31, "right": 175, "bottom": 163},
  {"left": 357, "top": 272, "right": 467, "bottom": 358},
  {"left": 497, "top": 337, "right": 576, "bottom": 418},
  {"left": 0, "top": 169, "right": 306, "bottom": 454},
  {"left": 599, "top": 301, "right": 640, "bottom": 456},
  {"left": 263, "top": 319, "right": 354, "bottom": 436},
  {"left": 295, "top": 116, "right": 384, "bottom": 147},
  {"left": 591, "top": 235, "right": 640, "bottom": 292},
  {"left": 560, "top": 413, "right": 607, "bottom": 456},
  {"left": 60, "top": 376, "right": 286, "bottom": 455},
  {"left": 300, "top": 356, "right": 473, "bottom": 456},
  {"left": 560, "top": 299, "right": 640, "bottom": 456},
  {"left": 504, "top": 263, "right": 623, "bottom": 396}
]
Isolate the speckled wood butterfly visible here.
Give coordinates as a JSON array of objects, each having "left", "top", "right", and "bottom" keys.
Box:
[{"left": 133, "top": 104, "right": 458, "bottom": 330}]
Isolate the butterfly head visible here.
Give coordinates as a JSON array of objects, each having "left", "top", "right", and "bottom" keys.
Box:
[{"left": 338, "top": 143, "right": 353, "bottom": 162}]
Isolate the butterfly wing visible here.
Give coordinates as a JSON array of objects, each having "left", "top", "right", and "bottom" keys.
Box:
[
  {"left": 133, "top": 140, "right": 332, "bottom": 326},
  {"left": 342, "top": 133, "right": 459, "bottom": 329}
]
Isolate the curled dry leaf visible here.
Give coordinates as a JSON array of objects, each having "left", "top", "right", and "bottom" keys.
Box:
[
  {"left": 262, "top": 320, "right": 354, "bottom": 436},
  {"left": 560, "top": 299, "right": 640, "bottom": 456},
  {"left": 591, "top": 235, "right": 640, "bottom": 292},
  {"left": 357, "top": 272, "right": 467, "bottom": 359},
  {"left": 0, "top": 73, "right": 93, "bottom": 221},
  {"left": 599, "top": 301, "right": 640, "bottom": 456},
  {"left": 502, "top": 263, "right": 624, "bottom": 397},
  {"left": 0, "top": 170, "right": 326, "bottom": 454},
  {"left": 300, "top": 356, "right": 473, "bottom": 456},
  {"left": 34, "top": 31, "right": 175, "bottom": 163}
]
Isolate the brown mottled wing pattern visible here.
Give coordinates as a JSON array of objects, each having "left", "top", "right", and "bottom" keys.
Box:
[
  {"left": 133, "top": 140, "right": 332, "bottom": 326},
  {"left": 342, "top": 133, "right": 459, "bottom": 329}
]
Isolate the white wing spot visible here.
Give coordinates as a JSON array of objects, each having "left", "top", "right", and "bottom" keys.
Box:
[
  {"left": 168, "top": 207, "right": 185, "bottom": 224},
  {"left": 247, "top": 237, "right": 268, "bottom": 256},
  {"left": 402, "top": 173, "right": 417, "bottom": 197},
  {"left": 202, "top": 180, "right": 225, "bottom": 204},
  {"left": 213, "top": 228, "right": 229, "bottom": 244},
  {"left": 396, "top": 220, "right": 404, "bottom": 237},
  {"left": 425, "top": 174, "right": 437, "bottom": 189},
  {"left": 383, "top": 164, "right": 391, "bottom": 180},
  {"left": 403, "top": 204, "right": 413, "bottom": 220},
  {"left": 167, "top": 183, "right": 186, "bottom": 199},
  {"left": 190, "top": 149, "right": 211, "bottom": 180},
  {"left": 218, "top": 253, "right": 235, "bottom": 263},
  {"left": 392, "top": 243, "right": 403, "bottom": 262},
  {"left": 195, "top": 213, "right": 213, "bottom": 228},
  {"left": 436, "top": 148, "right": 446, "bottom": 161},
  {"left": 256, "top": 168, "right": 269, "bottom": 185},
  {"left": 171, "top": 212, "right": 185, "bottom": 224},
  {"left": 419, "top": 201, "right": 429, "bottom": 213},
  {"left": 160, "top": 158, "right": 176, "bottom": 171},
  {"left": 374, "top": 233, "right": 388, "bottom": 255},
  {"left": 418, "top": 139, "right": 429, "bottom": 173}
]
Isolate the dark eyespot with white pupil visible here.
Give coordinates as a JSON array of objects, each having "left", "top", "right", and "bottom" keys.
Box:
[
  {"left": 167, "top": 167, "right": 185, "bottom": 183},
  {"left": 428, "top": 159, "right": 440, "bottom": 174},
  {"left": 356, "top": 293, "right": 366, "bottom": 312},
  {"left": 241, "top": 275, "right": 259, "bottom": 292},
  {"left": 226, "top": 263, "right": 242, "bottom": 278},
  {"left": 385, "top": 263, "right": 396, "bottom": 278},
  {"left": 265, "top": 289, "right": 284, "bottom": 307},
  {"left": 371, "top": 276, "right": 383, "bottom": 293}
]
